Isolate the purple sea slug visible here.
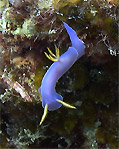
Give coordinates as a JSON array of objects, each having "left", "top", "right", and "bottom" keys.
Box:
[{"left": 39, "top": 22, "right": 85, "bottom": 125}]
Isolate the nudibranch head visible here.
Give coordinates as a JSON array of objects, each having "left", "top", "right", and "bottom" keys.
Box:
[
  {"left": 41, "top": 92, "right": 63, "bottom": 111},
  {"left": 38, "top": 84, "right": 63, "bottom": 111}
]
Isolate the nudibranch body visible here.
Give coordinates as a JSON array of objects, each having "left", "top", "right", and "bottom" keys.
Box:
[{"left": 39, "top": 22, "right": 85, "bottom": 125}]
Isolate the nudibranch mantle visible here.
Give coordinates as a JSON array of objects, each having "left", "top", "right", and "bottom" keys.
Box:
[
  {"left": 39, "top": 22, "right": 85, "bottom": 124},
  {"left": 39, "top": 46, "right": 78, "bottom": 111}
]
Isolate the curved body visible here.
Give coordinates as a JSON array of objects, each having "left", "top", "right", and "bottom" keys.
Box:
[{"left": 39, "top": 22, "right": 85, "bottom": 111}]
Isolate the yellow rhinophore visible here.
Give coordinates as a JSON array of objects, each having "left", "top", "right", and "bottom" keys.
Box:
[
  {"left": 40, "top": 104, "right": 48, "bottom": 125},
  {"left": 39, "top": 100, "right": 76, "bottom": 125},
  {"left": 56, "top": 99, "right": 76, "bottom": 109},
  {"left": 44, "top": 45, "right": 60, "bottom": 62}
]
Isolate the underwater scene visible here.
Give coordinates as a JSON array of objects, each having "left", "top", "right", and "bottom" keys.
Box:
[{"left": 0, "top": 0, "right": 118, "bottom": 148}]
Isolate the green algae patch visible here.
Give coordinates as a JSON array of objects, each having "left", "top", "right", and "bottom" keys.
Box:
[
  {"left": 13, "top": 18, "right": 37, "bottom": 38},
  {"left": 0, "top": 0, "right": 9, "bottom": 12}
]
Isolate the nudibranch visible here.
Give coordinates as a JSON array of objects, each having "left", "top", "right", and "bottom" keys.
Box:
[{"left": 39, "top": 22, "right": 85, "bottom": 125}]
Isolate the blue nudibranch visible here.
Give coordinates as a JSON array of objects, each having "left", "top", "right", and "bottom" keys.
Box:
[{"left": 39, "top": 22, "right": 85, "bottom": 125}]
